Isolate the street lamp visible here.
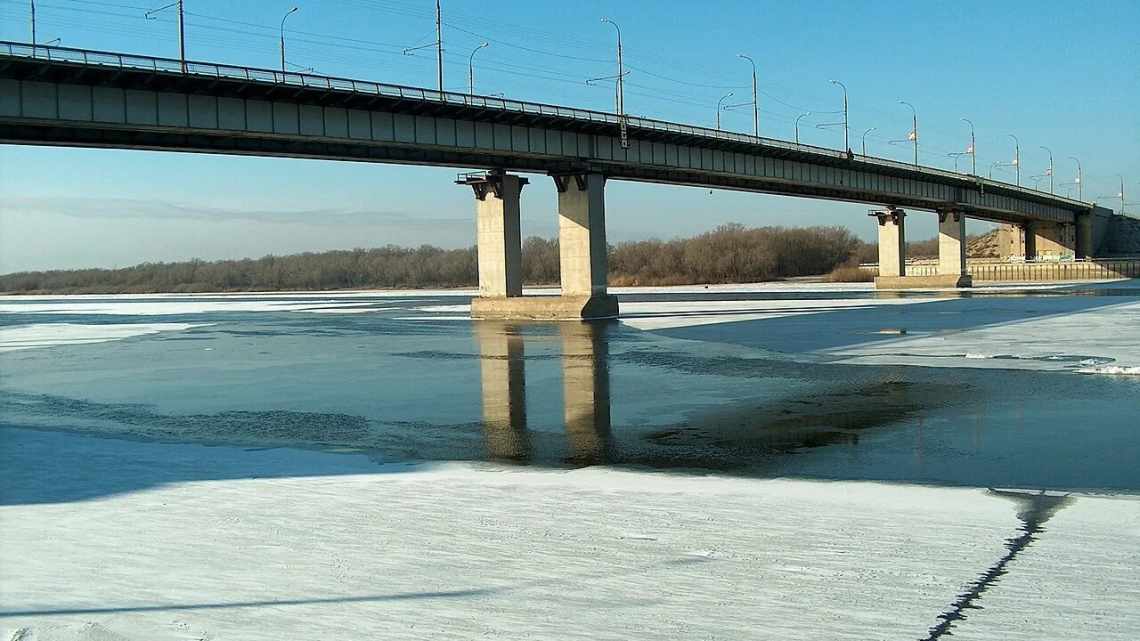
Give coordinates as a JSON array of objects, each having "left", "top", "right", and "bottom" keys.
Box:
[
  {"left": 716, "top": 91, "right": 734, "bottom": 131},
  {"left": 861, "top": 127, "right": 876, "bottom": 156},
  {"left": 1039, "top": 146, "right": 1054, "bottom": 193},
  {"left": 280, "top": 6, "right": 299, "bottom": 75},
  {"left": 829, "top": 79, "right": 849, "bottom": 153},
  {"left": 961, "top": 118, "right": 976, "bottom": 176},
  {"left": 898, "top": 100, "right": 917, "bottom": 165},
  {"left": 989, "top": 161, "right": 1003, "bottom": 179},
  {"left": 1118, "top": 175, "right": 1125, "bottom": 213},
  {"left": 1008, "top": 134, "right": 1020, "bottom": 186},
  {"left": 1069, "top": 156, "right": 1082, "bottom": 200},
  {"left": 468, "top": 42, "right": 489, "bottom": 96},
  {"left": 601, "top": 18, "right": 625, "bottom": 117},
  {"left": 738, "top": 54, "right": 758, "bottom": 137},
  {"left": 795, "top": 112, "right": 811, "bottom": 145},
  {"left": 30, "top": 0, "right": 36, "bottom": 48}
]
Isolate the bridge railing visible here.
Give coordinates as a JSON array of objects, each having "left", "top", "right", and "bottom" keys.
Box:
[{"left": 0, "top": 40, "right": 1092, "bottom": 211}]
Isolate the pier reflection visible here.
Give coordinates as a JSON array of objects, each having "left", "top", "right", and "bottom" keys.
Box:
[{"left": 475, "top": 321, "right": 612, "bottom": 464}]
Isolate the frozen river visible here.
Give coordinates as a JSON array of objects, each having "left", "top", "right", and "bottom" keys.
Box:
[{"left": 2, "top": 281, "right": 1139, "bottom": 639}]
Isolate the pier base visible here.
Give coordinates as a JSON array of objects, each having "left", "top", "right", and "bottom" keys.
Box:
[{"left": 471, "top": 294, "right": 619, "bottom": 321}]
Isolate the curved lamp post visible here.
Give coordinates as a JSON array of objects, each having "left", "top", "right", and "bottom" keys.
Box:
[
  {"left": 961, "top": 118, "right": 976, "bottom": 176},
  {"left": 716, "top": 91, "right": 734, "bottom": 131},
  {"left": 738, "top": 54, "right": 758, "bottom": 136},
  {"left": 1068, "top": 156, "right": 1082, "bottom": 200},
  {"left": 899, "top": 100, "right": 917, "bottom": 165},
  {"left": 795, "top": 112, "right": 811, "bottom": 144},
  {"left": 468, "top": 42, "right": 489, "bottom": 95},
  {"left": 861, "top": 127, "right": 876, "bottom": 156},
  {"left": 1039, "top": 145, "right": 1054, "bottom": 193},
  {"left": 829, "top": 79, "right": 849, "bottom": 153},
  {"left": 1008, "top": 133, "right": 1020, "bottom": 186},
  {"left": 280, "top": 6, "right": 299, "bottom": 74}
]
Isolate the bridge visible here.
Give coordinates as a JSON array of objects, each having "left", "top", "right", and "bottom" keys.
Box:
[{"left": 0, "top": 42, "right": 1116, "bottom": 318}]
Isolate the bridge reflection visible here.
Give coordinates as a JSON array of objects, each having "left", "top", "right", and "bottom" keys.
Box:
[{"left": 475, "top": 321, "right": 612, "bottom": 464}]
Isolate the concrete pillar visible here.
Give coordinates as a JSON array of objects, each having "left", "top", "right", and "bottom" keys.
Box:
[
  {"left": 997, "top": 224, "right": 1027, "bottom": 259},
  {"left": 458, "top": 171, "right": 527, "bottom": 298},
  {"left": 555, "top": 173, "right": 609, "bottom": 296},
  {"left": 1076, "top": 213, "right": 1094, "bottom": 259},
  {"left": 936, "top": 211, "right": 972, "bottom": 287},
  {"left": 937, "top": 211, "right": 967, "bottom": 276},
  {"left": 560, "top": 321, "right": 612, "bottom": 464},
  {"left": 873, "top": 209, "right": 906, "bottom": 277},
  {"left": 475, "top": 321, "right": 529, "bottom": 461},
  {"left": 1029, "top": 221, "right": 1076, "bottom": 259}
]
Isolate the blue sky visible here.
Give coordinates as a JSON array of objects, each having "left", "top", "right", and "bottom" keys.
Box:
[{"left": 1, "top": 0, "right": 1137, "bottom": 272}]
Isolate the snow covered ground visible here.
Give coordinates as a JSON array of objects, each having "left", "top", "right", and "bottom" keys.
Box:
[{"left": 2, "top": 428, "right": 1137, "bottom": 641}]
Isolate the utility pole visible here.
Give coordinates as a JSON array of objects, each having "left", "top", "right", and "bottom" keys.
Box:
[
  {"left": 435, "top": 0, "right": 444, "bottom": 93},
  {"left": 145, "top": 1, "right": 186, "bottom": 72},
  {"left": 738, "top": 54, "right": 758, "bottom": 137}
]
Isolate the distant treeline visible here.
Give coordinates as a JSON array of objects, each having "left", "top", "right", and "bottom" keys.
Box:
[{"left": 3, "top": 224, "right": 871, "bottom": 294}]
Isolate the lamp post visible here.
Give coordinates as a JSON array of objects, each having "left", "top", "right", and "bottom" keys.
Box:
[
  {"left": 716, "top": 91, "right": 734, "bottom": 131},
  {"left": 1039, "top": 146, "right": 1054, "bottom": 193},
  {"left": 30, "top": 0, "right": 36, "bottom": 48},
  {"left": 795, "top": 112, "right": 810, "bottom": 144},
  {"left": 861, "top": 127, "right": 876, "bottom": 156},
  {"left": 1118, "top": 175, "right": 1126, "bottom": 213},
  {"left": 1008, "top": 134, "right": 1020, "bottom": 186},
  {"left": 1069, "top": 156, "right": 1082, "bottom": 200},
  {"left": 961, "top": 118, "right": 976, "bottom": 176},
  {"left": 467, "top": 42, "right": 488, "bottom": 95},
  {"left": 829, "top": 79, "right": 849, "bottom": 153},
  {"left": 280, "top": 6, "right": 298, "bottom": 74},
  {"left": 898, "top": 100, "right": 917, "bottom": 165},
  {"left": 738, "top": 54, "right": 758, "bottom": 137},
  {"left": 601, "top": 18, "right": 625, "bottom": 117}
]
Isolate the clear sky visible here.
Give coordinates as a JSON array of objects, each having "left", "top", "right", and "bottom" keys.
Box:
[{"left": 1, "top": 0, "right": 1136, "bottom": 273}]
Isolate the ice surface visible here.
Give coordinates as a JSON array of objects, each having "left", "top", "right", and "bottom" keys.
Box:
[
  {"left": 0, "top": 322, "right": 206, "bottom": 352},
  {"left": 1, "top": 429, "right": 1136, "bottom": 640}
]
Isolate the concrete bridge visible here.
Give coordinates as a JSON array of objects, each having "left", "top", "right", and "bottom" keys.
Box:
[{"left": 0, "top": 42, "right": 1116, "bottom": 318}]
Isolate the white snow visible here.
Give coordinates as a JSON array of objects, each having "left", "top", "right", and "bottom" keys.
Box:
[
  {"left": 1, "top": 429, "right": 1136, "bottom": 640},
  {"left": 0, "top": 322, "right": 206, "bottom": 352},
  {"left": 825, "top": 300, "right": 1140, "bottom": 373},
  {"left": 619, "top": 297, "right": 940, "bottom": 330},
  {"left": 0, "top": 300, "right": 383, "bottom": 315}
]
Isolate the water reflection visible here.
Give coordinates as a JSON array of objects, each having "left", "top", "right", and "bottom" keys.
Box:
[{"left": 476, "top": 321, "right": 613, "bottom": 464}]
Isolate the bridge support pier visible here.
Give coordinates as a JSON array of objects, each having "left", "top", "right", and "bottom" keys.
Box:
[
  {"left": 935, "top": 211, "right": 973, "bottom": 287},
  {"left": 459, "top": 170, "right": 526, "bottom": 300},
  {"left": 1026, "top": 221, "right": 1076, "bottom": 260},
  {"left": 461, "top": 170, "right": 618, "bottom": 320},
  {"left": 874, "top": 208, "right": 971, "bottom": 289}
]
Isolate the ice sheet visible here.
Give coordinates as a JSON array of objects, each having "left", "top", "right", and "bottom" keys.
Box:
[
  {"left": 0, "top": 323, "right": 207, "bottom": 352},
  {"left": 0, "top": 429, "right": 1135, "bottom": 641}
]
